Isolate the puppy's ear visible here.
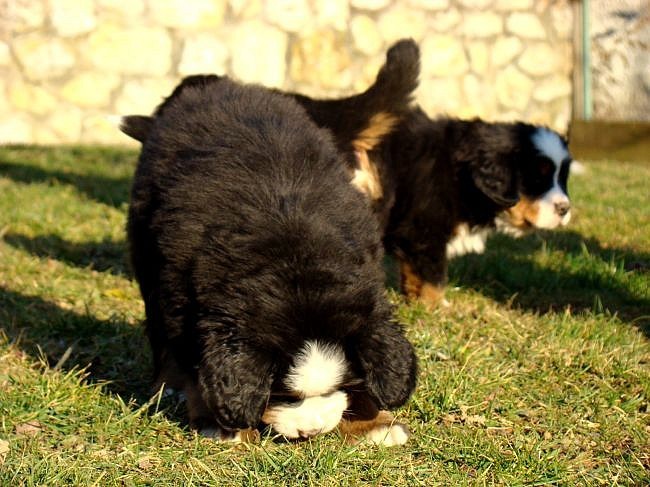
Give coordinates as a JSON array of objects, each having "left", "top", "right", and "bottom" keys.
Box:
[
  {"left": 470, "top": 158, "right": 519, "bottom": 206},
  {"left": 119, "top": 115, "right": 153, "bottom": 143},
  {"left": 353, "top": 319, "right": 417, "bottom": 409},
  {"left": 197, "top": 338, "right": 273, "bottom": 429}
]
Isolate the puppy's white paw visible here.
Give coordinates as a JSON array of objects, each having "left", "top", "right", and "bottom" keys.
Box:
[
  {"left": 363, "top": 422, "right": 410, "bottom": 447},
  {"left": 263, "top": 391, "right": 348, "bottom": 439}
]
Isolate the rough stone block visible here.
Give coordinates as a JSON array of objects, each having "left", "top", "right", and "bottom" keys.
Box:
[
  {"left": 7, "top": 1, "right": 46, "bottom": 33},
  {"left": 506, "top": 12, "right": 547, "bottom": 39},
  {"left": 421, "top": 35, "right": 468, "bottom": 77},
  {"left": 431, "top": 9, "right": 461, "bottom": 32},
  {"left": 229, "top": 0, "right": 263, "bottom": 19},
  {"left": 314, "top": 0, "right": 349, "bottom": 30},
  {"left": 13, "top": 34, "right": 76, "bottom": 80},
  {"left": 9, "top": 82, "right": 58, "bottom": 115},
  {"left": 61, "top": 72, "right": 121, "bottom": 108},
  {"left": 492, "top": 36, "right": 523, "bottom": 67},
  {"left": 351, "top": 15, "right": 383, "bottom": 55},
  {"left": 86, "top": 24, "right": 172, "bottom": 76},
  {"left": 495, "top": 0, "right": 533, "bottom": 9},
  {"left": 518, "top": 44, "right": 561, "bottom": 76},
  {"left": 457, "top": 0, "right": 494, "bottom": 8},
  {"left": 408, "top": 0, "right": 450, "bottom": 9},
  {"left": 149, "top": 0, "right": 226, "bottom": 29},
  {"left": 461, "top": 73, "right": 497, "bottom": 119},
  {"left": 0, "top": 115, "right": 33, "bottom": 144},
  {"left": 417, "top": 77, "right": 463, "bottom": 115},
  {"left": 115, "top": 78, "right": 177, "bottom": 115},
  {"left": 378, "top": 5, "right": 427, "bottom": 43},
  {"left": 179, "top": 35, "right": 229, "bottom": 76},
  {"left": 351, "top": 0, "right": 391, "bottom": 10},
  {"left": 495, "top": 65, "right": 533, "bottom": 110},
  {"left": 467, "top": 41, "right": 489, "bottom": 75},
  {"left": 51, "top": 0, "right": 97, "bottom": 37},
  {"left": 459, "top": 12, "right": 503, "bottom": 38},
  {"left": 97, "top": 0, "right": 145, "bottom": 17},
  {"left": 533, "top": 75, "right": 572, "bottom": 103},
  {"left": 49, "top": 105, "right": 83, "bottom": 142},
  {"left": 265, "top": 0, "right": 311, "bottom": 32},
  {"left": 230, "top": 21, "right": 288, "bottom": 88},
  {"left": 0, "top": 42, "right": 10, "bottom": 66},
  {"left": 290, "top": 30, "right": 351, "bottom": 89}
]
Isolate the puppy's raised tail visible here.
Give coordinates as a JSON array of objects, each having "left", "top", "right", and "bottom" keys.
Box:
[
  {"left": 291, "top": 38, "right": 420, "bottom": 152},
  {"left": 366, "top": 38, "right": 420, "bottom": 117}
]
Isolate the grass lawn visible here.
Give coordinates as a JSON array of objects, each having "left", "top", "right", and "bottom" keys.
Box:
[{"left": 0, "top": 146, "right": 648, "bottom": 485}]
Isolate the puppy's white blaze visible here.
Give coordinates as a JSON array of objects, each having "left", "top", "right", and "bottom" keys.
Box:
[
  {"left": 534, "top": 187, "right": 571, "bottom": 228},
  {"left": 364, "top": 423, "right": 410, "bottom": 446},
  {"left": 530, "top": 127, "right": 571, "bottom": 228},
  {"left": 446, "top": 224, "right": 490, "bottom": 259},
  {"left": 531, "top": 127, "right": 568, "bottom": 165},
  {"left": 285, "top": 341, "right": 347, "bottom": 397},
  {"left": 266, "top": 391, "right": 348, "bottom": 439}
]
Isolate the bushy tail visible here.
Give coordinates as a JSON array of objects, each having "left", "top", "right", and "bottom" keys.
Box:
[
  {"left": 365, "top": 38, "right": 420, "bottom": 116},
  {"left": 291, "top": 38, "right": 421, "bottom": 152}
]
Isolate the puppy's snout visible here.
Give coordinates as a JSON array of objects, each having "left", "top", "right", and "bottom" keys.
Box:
[
  {"left": 298, "top": 428, "right": 322, "bottom": 439},
  {"left": 555, "top": 201, "right": 570, "bottom": 217}
]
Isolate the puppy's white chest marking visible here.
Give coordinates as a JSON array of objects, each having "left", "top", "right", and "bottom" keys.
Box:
[
  {"left": 530, "top": 128, "right": 572, "bottom": 228},
  {"left": 262, "top": 391, "right": 348, "bottom": 439},
  {"left": 351, "top": 149, "right": 382, "bottom": 201},
  {"left": 285, "top": 341, "right": 347, "bottom": 398},
  {"left": 446, "top": 224, "right": 490, "bottom": 258}
]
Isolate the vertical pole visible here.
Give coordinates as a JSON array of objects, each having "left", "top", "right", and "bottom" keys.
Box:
[{"left": 583, "top": 0, "right": 592, "bottom": 120}]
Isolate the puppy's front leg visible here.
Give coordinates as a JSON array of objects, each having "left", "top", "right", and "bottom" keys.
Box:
[
  {"left": 184, "top": 381, "right": 259, "bottom": 443},
  {"left": 399, "top": 258, "right": 448, "bottom": 309},
  {"left": 338, "top": 391, "right": 409, "bottom": 447}
]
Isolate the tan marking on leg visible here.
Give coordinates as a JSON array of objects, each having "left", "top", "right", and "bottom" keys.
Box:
[
  {"left": 353, "top": 111, "right": 399, "bottom": 151},
  {"left": 399, "top": 260, "right": 446, "bottom": 308},
  {"left": 351, "top": 149, "right": 382, "bottom": 201},
  {"left": 419, "top": 282, "right": 446, "bottom": 309},
  {"left": 399, "top": 260, "right": 423, "bottom": 300},
  {"left": 338, "top": 392, "right": 409, "bottom": 446}
]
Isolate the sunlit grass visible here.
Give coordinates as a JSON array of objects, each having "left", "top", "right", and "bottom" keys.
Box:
[{"left": 1, "top": 147, "right": 648, "bottom": 485}]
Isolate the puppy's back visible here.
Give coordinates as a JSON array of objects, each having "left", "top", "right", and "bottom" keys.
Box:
[{"left": 130, "top": 78, "right": 384, "bottom": 343}]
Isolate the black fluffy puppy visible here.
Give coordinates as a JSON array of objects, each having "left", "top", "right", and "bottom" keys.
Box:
[{"left": 124, "top": 44, "right": 418, "bottom": 443}]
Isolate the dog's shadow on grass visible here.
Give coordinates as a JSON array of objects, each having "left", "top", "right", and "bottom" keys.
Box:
[
  {"left": 0, "top": 147, "right": 134, "bottom": 208},
  {"left": 445, "top": 229, "right": 650, "bottom": 335},
  {"left": 0, "top": 286, "right": 157, "bottom": 406},
  {"left": 3, "top": 232, "right": 130, "bottom": 277}
]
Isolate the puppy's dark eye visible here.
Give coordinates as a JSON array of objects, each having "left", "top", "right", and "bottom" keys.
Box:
[{"left": 537, "top": 158, "right": 553, "bottom": 176}]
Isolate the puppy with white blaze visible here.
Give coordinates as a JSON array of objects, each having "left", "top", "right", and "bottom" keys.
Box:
[
  {"left": 121, "top": 41, "right": 420, "bottom": 445},
  {"left": 283, "top": 100, "right": 574, "bottom": 308}
]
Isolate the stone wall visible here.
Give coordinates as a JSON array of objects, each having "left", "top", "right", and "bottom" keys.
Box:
[
  {"left": 591, "top": 0, "right": 650, "bottom": 121},
  {"left": 0, "top": 0, "right": 574, "bottom": 145}
]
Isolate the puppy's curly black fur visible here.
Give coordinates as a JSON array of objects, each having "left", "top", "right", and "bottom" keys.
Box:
[{"left": 125, "top": 47, "right": 419, "bottom": 437}]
